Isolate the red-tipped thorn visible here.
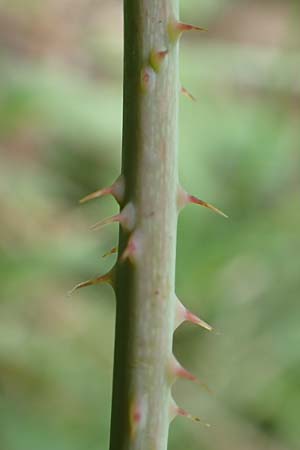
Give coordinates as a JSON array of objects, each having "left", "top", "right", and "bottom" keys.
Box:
[
  {"left": 174, "top": 406, "right": 211, "bottom": 427},
  {"left": 176, "top": 365, "right": 197, "bottom": 382},
  {"left": 68, "top": 270, "right": 114, "bottom": 296},
  {"left": 185, "top": 309, "right": 213, "bottom": 331},
  {"left": 176, "top": 299, "right": 212, "bottom": 331},
  {"left": 102, "top": 247, "right": 117, "bottom": 258},
  {"left": 181, "top": 86, "right": 196, "bottom": 102},
  {"left": 178, "top": 187, "right": 227, "bottom": 218},
  {"left": 189, "top": 195, "right": 228, "bottom": 218},
  {"left": 169, "top": 357, "right": 212, "bottom": 394},
  {"left": 176, "top": 22, "right": 206, "bottom": 33},
  {"left": 149, "top": 49, "right": 168, "bottom": 72},
  {"left": 168, "top": 20, "right": 206, "bottom": 42},
  {"left": 169, "top": 398, "right": 210, "bottom": 427},
  {"left": 79, "top": 175, "right": 125, "bottom": 205}
]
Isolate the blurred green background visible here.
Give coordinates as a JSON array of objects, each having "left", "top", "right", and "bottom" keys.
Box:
[{"left": 1, "top": 0, "right": 300, "bottom": 449}]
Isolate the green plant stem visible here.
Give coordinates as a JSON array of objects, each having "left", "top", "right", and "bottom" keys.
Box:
[{"left": 109, "top": 1, "right": 179, "bottom": 449}]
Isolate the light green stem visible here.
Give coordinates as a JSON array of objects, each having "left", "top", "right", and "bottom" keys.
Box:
[{"left": 109, "top": 1, "right": 179, "bottom": 449}]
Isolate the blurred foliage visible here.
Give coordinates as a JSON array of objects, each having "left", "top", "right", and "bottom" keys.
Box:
[{"left": 0, "top": 0, "right": 300, "bottom": 449}]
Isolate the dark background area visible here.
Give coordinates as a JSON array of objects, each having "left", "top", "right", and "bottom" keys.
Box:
[{"left": 0, "top": 1, "right": 299, "bottom": 449}]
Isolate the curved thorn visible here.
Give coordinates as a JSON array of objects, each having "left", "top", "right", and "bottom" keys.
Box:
[
  {"left": 68, "top": 270, "right": 114, "bottom": 296},
  {"left": 189, "top": 195, "right": 228, "bottom": 218}
]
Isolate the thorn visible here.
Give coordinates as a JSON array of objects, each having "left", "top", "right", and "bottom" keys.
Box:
[
  {"left": 169, "top": 356, "right": 212, "bottom": 394},
  {"left": 175, "top": 406, "right": 211, "bottom": 428},
  {"left": 102, "top": 247, "right": 117, "bottom": 258},
  {"left": 90, "top": 214, "right": 121, "bottom": 231},
  {"left": 176, "top": 299, "right": 213, "bottom": 331},
  {"left": 91, "top": 202, "right": 136, "bottom": 232},
  {"left": 189, "top": 195, "right": 228, "bottom": 218},
  {"left": 80, "top": 186, "right": 112, "bottom": 204},
  {"left": 79, "top": 175, "right": 125, "bottom": 205},
  {"left": 185, "top": 309, "right": 213, "bottom": 331},
  {"left": 175, "top": 364, "right": 197, "bottom": 382},
  {"left": 111, "top": 175, "right": 126, "bottom": 204},
  {"left": 181, "top": 86, "right": 196, "bottom": 102},
  {"left": 120, "top": 238, "right": 137, "bottom": 263},
  {"left": 141, "top": 66, "right": 156, "bottom": 93},
  {"left": 68, "top": 270, "right": 114, "bottom": 296},
  {"left": 120, "top": 230, "right": 142, "bottom": 264},
  {"left": 149, "top": 49, "right": 168, "bottom": 72},
  {"left": 168, "top": 356, "right": 196, "bottom": 383},
  {"left": 177, "top": 187, "right": 228, "bottom": 218},
  {"left": 119, "top": 202, "right": 136, "bottom": 231},
  {"left": 177, "top": 22, "right": 206, "bottom": 33},
  {"left": 169, "top": 398, "right": 210, "bottom": 427},
  {"left": 168, "top": 20, "right": 206, "bottom": 43}
]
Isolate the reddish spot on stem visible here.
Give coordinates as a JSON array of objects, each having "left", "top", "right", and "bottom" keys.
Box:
[
  {"left": 130, "top": 399, "right": 143, "bottom": 440},
  {"left": 150, "top": 49, "right": 168, "bottom": 72},
  {"left": 141, "top": 66, "right": 156, "bottom": 92},
  {"left": 157, "top": 50, "right": 168, "bottom": 59},
  {"left": 133, "top": 409, "right": 141, "bottom": 423}
]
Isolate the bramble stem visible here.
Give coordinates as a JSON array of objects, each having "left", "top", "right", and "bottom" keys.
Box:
[{"left": 109, "top": 1, "right": 179, "bottom": 449}]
